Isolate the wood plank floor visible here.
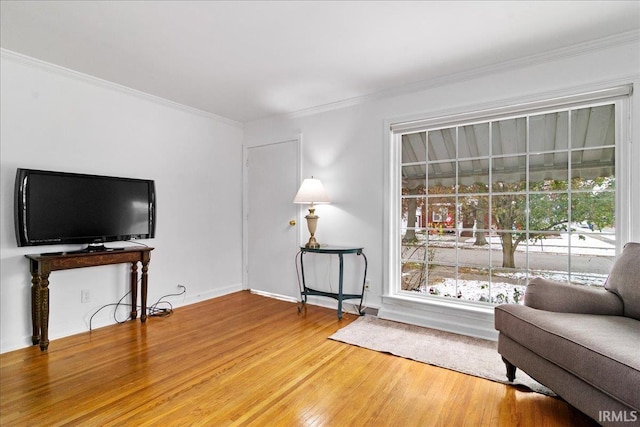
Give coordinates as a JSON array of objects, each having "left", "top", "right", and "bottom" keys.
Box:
[{"left": 1, "top": 291, "right": 598, "bottom": 426}]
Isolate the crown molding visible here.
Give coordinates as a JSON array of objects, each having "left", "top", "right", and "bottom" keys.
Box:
[
  {"left": 3, "top": 28, "right": 637, "bottom": 127},
  {"left": 259, "top": 30, "right": 640, "bottom": 123},
  {"left": 0, "top": 48, "right": 243, "bottom": 129}
]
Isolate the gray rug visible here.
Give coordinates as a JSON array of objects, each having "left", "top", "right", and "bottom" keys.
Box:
[{"left": 329, "top": 316, "right": 554, "bottom": 396}]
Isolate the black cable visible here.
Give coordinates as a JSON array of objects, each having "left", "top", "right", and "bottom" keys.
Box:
[
  {"left": 114, "top": 290, "right": 134, "bottom": 324},
  {"left": 148, "top": 285, "right": 186, "bottom": 317},
  {"left": 125, "top": 240, "right": 150, "bottom": 248},
  {"left": 351, "top": 290, "right": 368, "bottom": 316},
  {"left": 88, "top": 285, "right": 187, "bottom": 331},
  {"left": 89, "top": 290, "right": 133, "bottom": 332}
]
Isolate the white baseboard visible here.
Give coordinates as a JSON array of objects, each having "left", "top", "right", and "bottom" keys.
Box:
[
  {"left": 0, "top": 283, "right": 245, "bottom": 354},
  {"left": 177, "top": 283, "right": 244, "bottom": 307},
  {"left": 249, "top": 289, "right": 299, "bottom": 303},
  {"left": 1, "top": 335, "right": 36, "bottom": 353},
  {"left": 306, "top": 296, "right": 378, "bottom": 317},
  {"left": 249, "top": 290, "right": 378, "bottom": 317}
]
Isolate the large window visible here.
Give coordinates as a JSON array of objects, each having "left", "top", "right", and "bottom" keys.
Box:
[{"left": 391, "top": 90, "right": 630, "bottom": 306}]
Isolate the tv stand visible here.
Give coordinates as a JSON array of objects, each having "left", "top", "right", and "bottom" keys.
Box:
[{"left": 25, "top": 247, "right": 154, "bottom": 351}]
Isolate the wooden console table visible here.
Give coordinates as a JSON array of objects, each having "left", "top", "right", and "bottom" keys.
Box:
[
  {"left": 25, "top": 247, "right": 153, "bottom": 351},
  {"left": 298, "top": 246, "right": 367, "bottom": 319}
]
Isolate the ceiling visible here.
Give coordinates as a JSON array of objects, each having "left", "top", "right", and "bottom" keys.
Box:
[{"left": 1, "top": 1, "right": 639, "bottom": 123}]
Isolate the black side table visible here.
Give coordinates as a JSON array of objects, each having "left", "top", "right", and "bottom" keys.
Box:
[{"left": 297, "top": 246, "right": 367, "bottom": 319}]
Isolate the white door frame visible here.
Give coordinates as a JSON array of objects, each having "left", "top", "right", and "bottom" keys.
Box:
[{"left": 242, "top": 134, "right": 302, "bottom": 290}]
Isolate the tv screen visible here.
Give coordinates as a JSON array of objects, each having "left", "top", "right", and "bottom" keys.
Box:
[{"left": 15, "top": 168, "right": 156, "bottom": 249}]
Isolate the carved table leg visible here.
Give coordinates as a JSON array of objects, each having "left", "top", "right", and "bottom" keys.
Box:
[
  {"left": 130, "top": 262, "right": 138, "bottom": 320},
  {"left": 140, "top": 259, "right": 149, "bottom": 323},
  {"left": 39, "top": 272, "right": 51, "bottom": 351},
  {"left": 30, "top": 272, "right": 40, "bottom": 345}
]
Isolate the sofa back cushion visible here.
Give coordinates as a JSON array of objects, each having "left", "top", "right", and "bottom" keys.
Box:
[{"left": 605, "top": 242, "right": 640, "bottom": 320}]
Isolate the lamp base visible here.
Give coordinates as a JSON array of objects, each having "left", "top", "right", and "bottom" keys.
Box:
[
  {"left": 305, "top": 236, "right": 320, "bottom": 249},
  {"left": 304, "top": 208, "right": 321, "bottom": 248}
]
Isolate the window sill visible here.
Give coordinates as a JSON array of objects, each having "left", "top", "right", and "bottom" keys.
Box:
[
  {"left": 379, "top": 293, "right": 498, "bottom": 340},
  {"left": 383, "top": 293, "right": 496, "bottom": 314}
]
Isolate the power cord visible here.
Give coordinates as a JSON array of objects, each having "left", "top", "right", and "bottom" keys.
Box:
[
  {"left": 88, "top": 291, "right": 133, "bottom": 331},
  {"left": 88, "top": 284, "right": 187, "bottom": 331},
  {"left": 123, "top": 240, "right": 150, "bottom": 248},
  {"left": 148, "top": 285, "right": 186, "bottom": 317}
]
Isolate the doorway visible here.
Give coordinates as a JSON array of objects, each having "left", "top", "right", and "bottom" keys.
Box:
[{"left": 245, "top": 137, "right": 300, "bottom": 299}]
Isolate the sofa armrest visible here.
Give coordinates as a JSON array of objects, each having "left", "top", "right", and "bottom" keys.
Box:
[{"left": 524, "top": 277, "right": 623, "bottom": 315}]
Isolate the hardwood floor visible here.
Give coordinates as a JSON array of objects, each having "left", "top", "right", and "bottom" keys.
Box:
[{"left": 1, "top": 291, "right": 598, "bottom": 426}]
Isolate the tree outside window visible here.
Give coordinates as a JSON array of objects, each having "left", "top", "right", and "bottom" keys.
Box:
[{"left": 400, "top": 104, "right": 616, "bottom": 304}]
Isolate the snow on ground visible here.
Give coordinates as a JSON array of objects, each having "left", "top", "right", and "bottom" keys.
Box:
[
  {"left": 406, "top": 225, "right": 615, "bottom": 304},
  {"left": 419, "top": 278, "right": 525, "bottom": 304}
]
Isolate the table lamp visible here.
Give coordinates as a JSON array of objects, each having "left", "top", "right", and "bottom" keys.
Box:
[{"left": 293, "top": 177, "right": 330, "bottom": 248}]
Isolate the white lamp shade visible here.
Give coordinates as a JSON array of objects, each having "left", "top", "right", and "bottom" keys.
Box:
[{"left": 293, "top": 178, "right": 330, "bottom": 204}]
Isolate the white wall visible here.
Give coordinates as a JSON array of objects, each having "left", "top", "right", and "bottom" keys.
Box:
[
  {"left": 244, "top": 33, "right": 640, "bottom": 339},
  {"left": 2, "top": 33, "right": 638, "bottom": 352},
  {"left": 0, "top": 51, "right": 244, "bottom": 353}
]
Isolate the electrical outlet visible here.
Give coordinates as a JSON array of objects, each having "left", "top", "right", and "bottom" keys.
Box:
[
  {"left": 365, "top": 279, "right": 371, "bottom": 290},
  {"left": 81, "top": 289, "right": 90, "bottom": 303}
]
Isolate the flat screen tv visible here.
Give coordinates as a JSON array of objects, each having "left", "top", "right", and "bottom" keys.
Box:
[{"left": 15, "top": 168, "right": 156, "bottom": 251}]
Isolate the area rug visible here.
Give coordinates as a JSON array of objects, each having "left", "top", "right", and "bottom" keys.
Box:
[{"left": 329, "top": 316, "right": 554, "bottom": 396}]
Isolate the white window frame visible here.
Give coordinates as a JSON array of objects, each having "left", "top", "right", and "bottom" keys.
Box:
[{"left": 384, "top": 86, "right": 632, "bottom": 309}]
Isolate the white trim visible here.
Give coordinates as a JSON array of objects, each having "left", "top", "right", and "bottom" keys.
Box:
[
  {"left": 0, "top": 48, "right": 243, "bottom": 128},
  {"left": 616, "top": 97, "right": 633, "bottom": 251},
  {"left": 250, "top": 289, "right": 299, "bottom": 304},
  {"left": 242, "top": 145, "right": 249, "bottom": 291},
  {"left": 296, "top": 134, "right": 305, "bottom": 247},
  {"left": 379, "top": 295, "right": 498, "bottom": 341},
  {"left": 390, "top": 85, "right": 632, "bottom": 134},
  {"left": 383, "top": 84, "right": 634, "bottom": 333},
  {"left": 384, "top": 76, "right": 639, "bottom": 140},
  {"left": 0, "top": 282, "right": 243, "bottom": 353},
  {"left": 242, "top": 135, "right": 301, "bottom": 291},
  {"left": 248, "top": 30, "right": 640, "bottom": 123},
  {"left": 383, "top": 119, "right": 401, "bottom": 300},
  {"left": 179, "top": 283, "right": 244, "bottom": 306},
  {"left": 250, "top": 288, "right": 378, "bottom": 318}
]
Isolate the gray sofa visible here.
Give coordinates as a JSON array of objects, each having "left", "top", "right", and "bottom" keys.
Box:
[{"left": 495, "top": 242, "right": 640, "bottom": 426}]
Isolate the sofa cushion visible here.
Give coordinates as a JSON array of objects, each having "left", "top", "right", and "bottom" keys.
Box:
[
  {"left": 525, "top": 277, "right": 623, "bottom": 315},
  {"left": 605, "top": 242, "right": 640, "bottom": 320},
  {"left": 495, "top": 304, "right": 640, "bottom": 411}
]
